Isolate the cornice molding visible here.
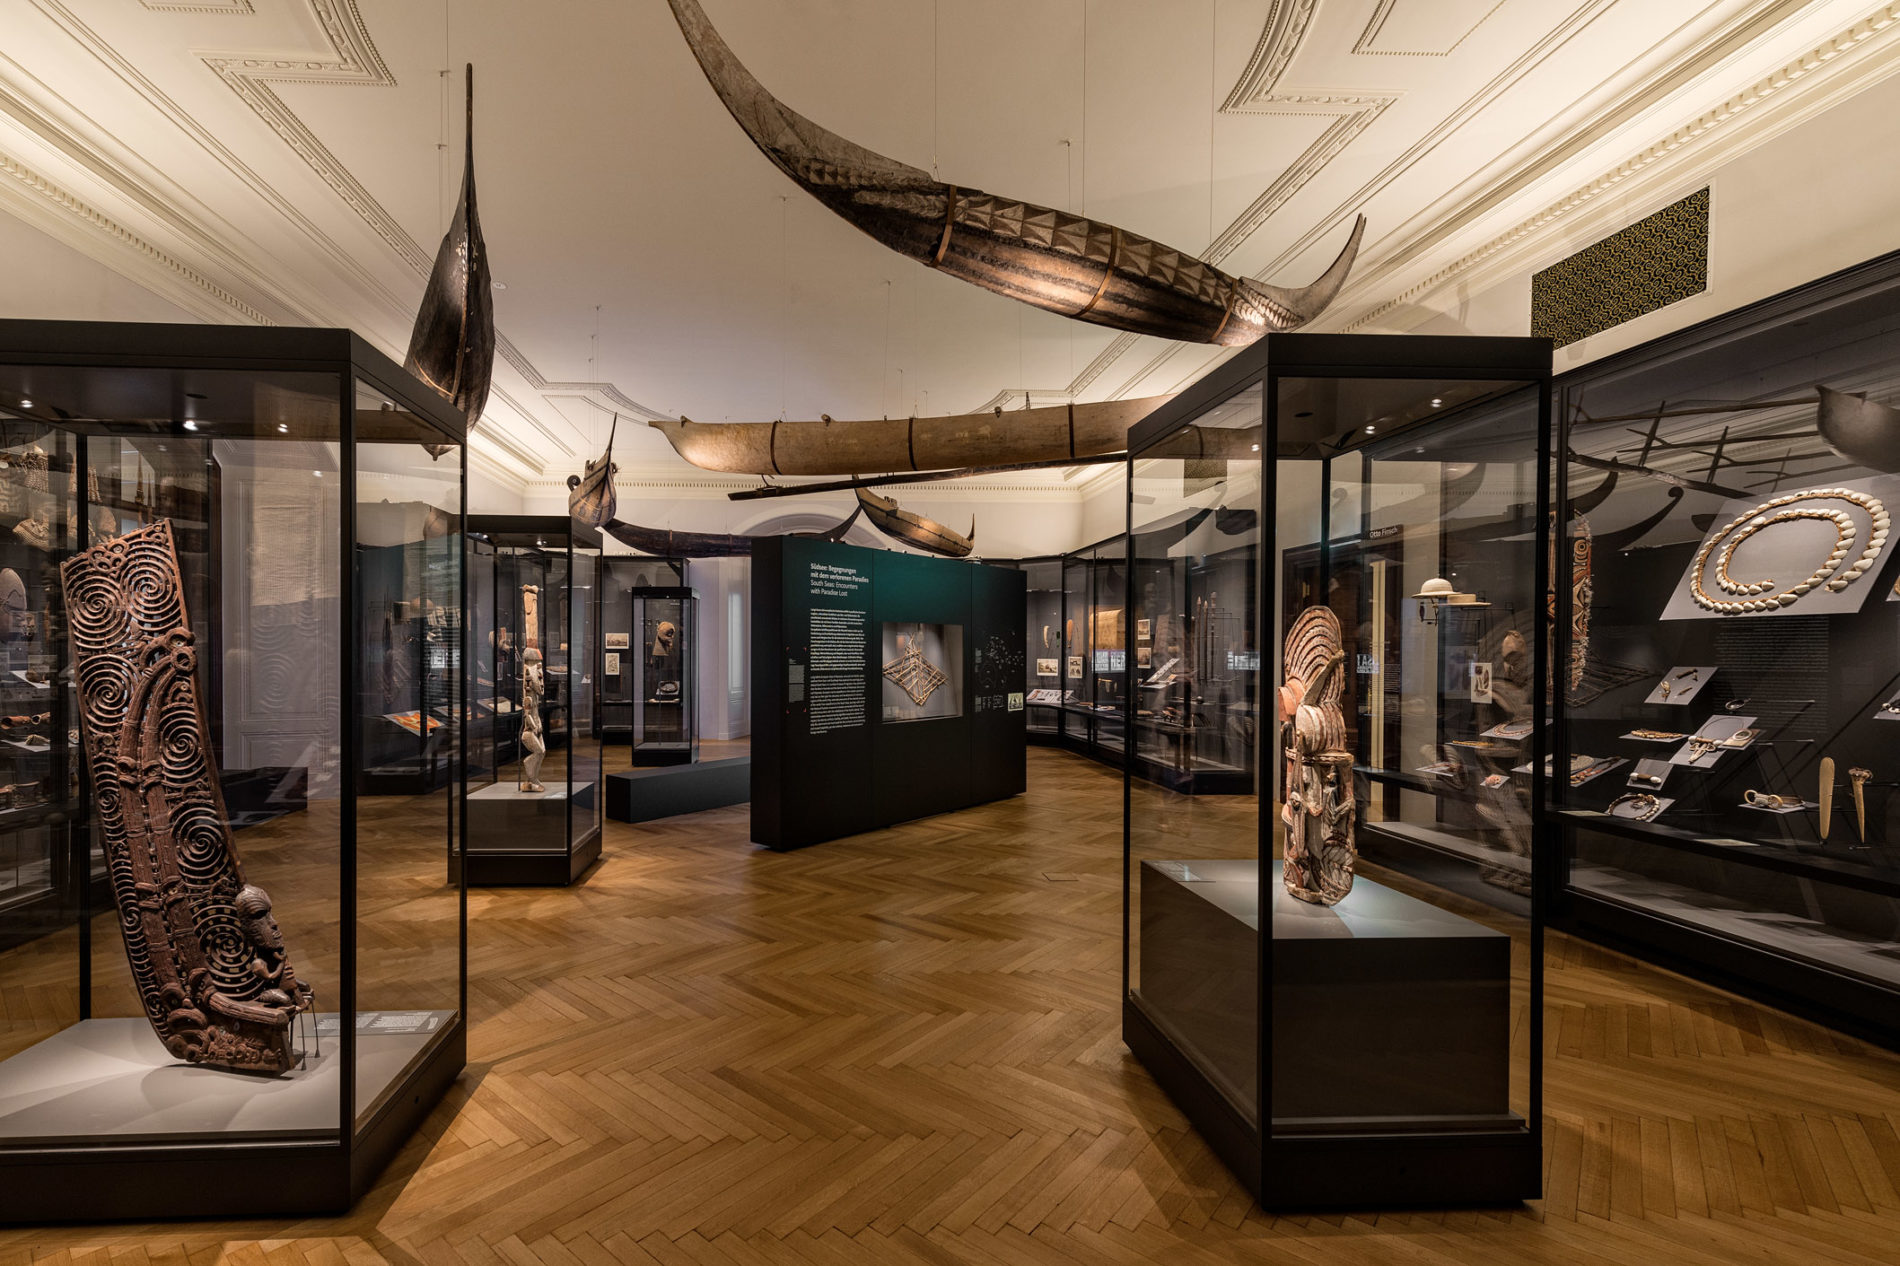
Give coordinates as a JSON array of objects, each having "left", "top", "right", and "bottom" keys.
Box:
[
  {"left": 1342, "top": 1, "right": 1900, "bottom": 333},
  {"left": 0, "top": 147, "right": 273, "bottom": 324},
  {"left": 139, "top": 0, "right": 254, "bottom": 12}
]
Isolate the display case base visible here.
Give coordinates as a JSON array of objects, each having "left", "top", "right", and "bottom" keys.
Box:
[
  {"left": 0, "top": 1011, "right": 463, "bottom": 1222},
  {"left": 460, "top": 825, "right": 602, "bottom": 887},
  {"left": 607, "top": 756, "right": 749, "bottom": 824}
]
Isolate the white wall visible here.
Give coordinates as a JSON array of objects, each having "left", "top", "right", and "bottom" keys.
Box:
[{"left": 0, "top": 215, "right": 202, "bottom": 324}]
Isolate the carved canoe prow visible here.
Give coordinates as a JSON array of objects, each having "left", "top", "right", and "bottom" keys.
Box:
[
  {"left": 856, "top": 487, "right": 975, "bottom": 558},
  {"left": 665, "top": 0, "right": 1364, "bottom": 345},
  {"left": 405, "top": 64, "right": 494, "bottom": 456},
  {"left": 567, "top": 416, "right": 619, "bottom": 528}
]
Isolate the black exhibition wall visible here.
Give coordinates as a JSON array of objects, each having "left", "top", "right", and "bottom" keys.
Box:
[{"left": 751, "top": 536, "right": 1027, "bottom": 849}]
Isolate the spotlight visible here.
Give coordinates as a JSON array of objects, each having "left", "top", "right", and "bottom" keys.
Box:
[
  {"left": 183, "top": 421, "right": 198, "bottom": 431},
  {"left": 277, "top": 423, "right": 289, "bottom": 433},
  {"left": 18, "top": 399, "right": 29, "bottom": 409},
  {"left": 1365, "top": 425, "right": 1377, "bottom": 434},
  {"left": 1430, "top": 397, "right": 1444, "bottom": 407}
]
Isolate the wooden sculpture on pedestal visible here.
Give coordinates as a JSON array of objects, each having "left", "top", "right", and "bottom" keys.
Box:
[
  {"left": 62, "top": 521, "right": 312, "bottom": 1073},
  {"left": 1279, "top": 606, "right": 1355, "bottom": 906},
  {"left": 519, "top": 584, "right": 546, "bottom": 792}
]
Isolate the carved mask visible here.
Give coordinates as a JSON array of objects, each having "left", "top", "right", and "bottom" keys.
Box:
[{"left": 653, "top": 620, "right": 678, "bottom": 657}]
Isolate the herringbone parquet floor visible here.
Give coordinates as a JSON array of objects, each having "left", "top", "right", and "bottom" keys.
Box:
[{"left": 6, "top": 747, "right": 1900, "bottom": 1263}]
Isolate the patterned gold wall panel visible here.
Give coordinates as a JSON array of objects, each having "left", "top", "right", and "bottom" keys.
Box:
[{"left": 1531, "top": 187, "right": 1709, "bottom": 348}]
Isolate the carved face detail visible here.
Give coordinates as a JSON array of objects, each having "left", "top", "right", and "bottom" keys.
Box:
[
  {"left": 653, "top": 620, "right": 678, "bottom": 657},
  {"left": 234, "top": 883, "right": 285, "bottom": 956}
]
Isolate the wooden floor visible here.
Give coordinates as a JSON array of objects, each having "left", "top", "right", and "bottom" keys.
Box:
[{"left": 7, "top": 748, "right": 1900, "bottom": 1263}]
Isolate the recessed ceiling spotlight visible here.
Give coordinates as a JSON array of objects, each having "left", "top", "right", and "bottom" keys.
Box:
[
  {"left": 18, "top": 399, "right": 29, "bottom": 409},
  {"left": 183, "top": 420, "right": 198, "bottom": 431},
  {"left": 277, "top": 423, "right": 289, "bottom": 433},
  {"left": 1429, "top": 397, "right": 1444, "bottom": 407},
  {"left": 492, "top": 281, "right": 508, "bottom": 291},
  {"left": 1250, "top": 444, "right": 1260, "bottom": 452},
  {"left": 312, "top": 470, "right": 322, "bottom": 478},
  {"left": 1365, "top": 425, "right": 1377, "bottom": 434}
]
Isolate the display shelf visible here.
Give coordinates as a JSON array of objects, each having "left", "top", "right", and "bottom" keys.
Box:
[{"left": 1548, "top": 250, "right": 1900, "bottom": 1048}]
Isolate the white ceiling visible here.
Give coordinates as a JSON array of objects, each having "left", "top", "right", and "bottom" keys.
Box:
[{"left": 0, "top": 0, "right": 1896, "bottom": 498}]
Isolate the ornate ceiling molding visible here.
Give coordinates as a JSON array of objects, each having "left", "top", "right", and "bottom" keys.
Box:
[
  {"left": 1353, "top": 1, "right": 1504, "bottom": 57},
  {"left": 1222, "top": 0, "right": 1323, "bottom": 111},
  {"left": 1341, "top": 1, "right": 1900, "bottom": 334},
  {"left": 0, "top": 147, "right": 272, "bottom": 324},
  {"left": 139, "top": 0, "right": 254, "bottom": 13}
]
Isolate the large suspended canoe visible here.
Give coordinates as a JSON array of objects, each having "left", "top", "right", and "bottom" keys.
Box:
[
  {"left": 665, "top": 0, "right": 1363, "bottom": 345},
  {"left": 567, "top": 417, "right": 618, "bottom": 528},
  {"left": 405, "top": 64, "right": 494, "bottom": 454},
  {"left": 648, "top": 395, "right": 1258, "bottom": 476},
  {"left": 603, "top": 506, "right": 862, "bottom": 558}
]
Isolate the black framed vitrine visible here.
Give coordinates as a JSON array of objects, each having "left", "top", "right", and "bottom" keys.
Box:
[
  {"left": 598, "top": 554, "right": 686, "bottom": 742},
  {"left": 1123, "top": 331, "right": 1552, "bottom": 1209},
  {"left": 1551, "top": 249, "right": 1900, "bottom": 1049},
  {"left": 0, "top": 320, "right": 467, "bottom": 1220},
  {"left": 463, "top": 514, "right": 602, "bottom": 886},
  {"left": 629, "top": 586, "right": 696, "bottom": 766},
  {"left": 1019, "top": 558, "right": 1063, "bottom": 739},
  {"left": 1056, "top": 535, "right": 1128, "bottom": 765}
]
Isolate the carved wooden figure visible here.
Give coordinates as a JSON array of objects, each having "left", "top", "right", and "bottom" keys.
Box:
[
  {"left": 519, "top": 583, "right": 547, "bottom": 792},
  {"left": 62, "top": 520, "right": 312, "bottom": 1073},
  {"left": 1279, "top": 606, "right": 1355, "bottom": 906}
]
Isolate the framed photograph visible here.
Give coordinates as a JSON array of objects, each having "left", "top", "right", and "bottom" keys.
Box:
[
  {"left": 603, "top": 651, "right": 621, "bottom": 675},
  {"left": 1136, "top": 646, "right": 1153, "bottom": 668},
  {"left": 1469, "top": 660, "right": 1493, "bottom": 704},
  {"left": 604, "top": 632, "right": 631, "bottom": 650},
  {"left": 1067, "top": 655, "right": 1084, "bottom": 680},
  {"left": 1136, "top": 618, "right": 1152, "bottom": 641},
  {"left": 1035, "top": 657, "right": 1059, "bottom": 677}
]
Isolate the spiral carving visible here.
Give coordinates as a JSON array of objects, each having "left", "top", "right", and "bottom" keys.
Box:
[
  {"left": 61, "top": 520, "right": 312, "bottom": 1074},
  {"left": 1279, "top": 606, "right": 1355, "bottom": 907}
]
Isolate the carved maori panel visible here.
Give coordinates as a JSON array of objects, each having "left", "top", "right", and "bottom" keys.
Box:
[
  {"left": 1279, "top": 605, "right": 1355, "bottom": 906},
  {"left": 62, "top": 520, "right": 312, "bottom": 1073}
]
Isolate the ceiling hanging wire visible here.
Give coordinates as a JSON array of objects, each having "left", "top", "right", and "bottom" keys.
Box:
[
  {"left": 1209, "top": 0, "right": 1217, "bottom": 245},
  {"left": 932, "top": 0, "right": 940, "bottom": 180},
  {"left": 778, "top": 194, "right": 789, "bottom": 422},
  {"left": 883, "top": 279, "right": 893, "bottom": 420}
]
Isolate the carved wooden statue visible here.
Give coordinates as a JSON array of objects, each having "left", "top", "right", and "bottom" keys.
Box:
[
  {"left": 1279, "top": 606, "right": 1355, "bottom": 906},
  {"left": 519, "top": 583, "right": 546, "bottom": 792},
  {"left": 62, "top": 520, "right": 312, "bottom": 1073}
]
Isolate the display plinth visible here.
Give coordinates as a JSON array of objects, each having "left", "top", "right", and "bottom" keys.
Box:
[
  {"left": 607, "top": 756, "right": 749, "bottom": 823},
  {"left": 1140, "top": 860, "right": 1512, "bottom": 1128}
]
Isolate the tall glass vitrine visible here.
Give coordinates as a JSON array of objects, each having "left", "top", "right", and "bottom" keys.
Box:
[
  {"left": 0, "top": 321, "right": 467, "bottom": 1221},
  {"left": 629, "top": 586, "right": 696, "bottom": 766},
  {"left": 464, "top": 515, "right": 602, "bottom": 885},
  {"left": 1123, "top": 332, "right": 1551, "bottom": 1209}
]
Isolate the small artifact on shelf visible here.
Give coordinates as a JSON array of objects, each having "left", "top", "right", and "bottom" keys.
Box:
[
  {"left": 519, "top": 584, "right": 546, "bottom": 793},
  {"left": 1819, "top": 756, "right": 1835, "bottom": 840},
  {"left": 1481, "top": 773, "right": 1511, "bottom": 789},
  {"left": 61, "top": 520, "right": 313, "bottom": 1074},
  {"left": 1850, "top": 766, "right": 1872, "bottom": 843},
  {"left": 1607, "top": 793, "right": 1665, "bottom": 822},
  {"left": 1744, "top": 790, "right": 1804, "bottom": 811},
  {"left": 1645, "top": 666, "right": 1714, "bottom": 706},
  {"left": 1279, "top": 606, "right": 1354, "bottom": 906},
  {"left": 1625, "top": 728, "right": 1688, "bottom": 742},
  {"left": 11, "top": 507, "right": 51, "bottom": 550}
]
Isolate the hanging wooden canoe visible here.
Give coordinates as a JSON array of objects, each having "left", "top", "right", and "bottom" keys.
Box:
[
  {"left": 567, "top": 416, "right": 619, "bottom": 528},
  {"left": 1817, "top": 385, "right": 1900, "bottom": 473},
  {"left": 665, "top": 0, "right": 1363, "bottom": 345},
  {"left": 648, "top": 396, "right": 1258, "bottom": 476},
  {"left": 855, "top": 487, "right": 974, "bottom": 558},
  {"left": 405, "top": 64, "right": 494, "bottom": 457},
  {"left": 602, "top": 506, "right": 861, "bottom": 557}
]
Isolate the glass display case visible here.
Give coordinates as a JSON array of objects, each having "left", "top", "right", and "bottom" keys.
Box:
[
  {"left": 1057, "top": 536, "right": 1127, "bottom": 764},
  {"left": 465, "top": 515, "right": 602, "bottom": 885},
  {"left": 629, "top": 586, "right": 696, "bottom": 766},
  {"left": 1552, "top": 251, "right": 1900, "bottom": 1047},
  {"left": 1124, "top": 331, "right": 1551, "bottom": 1209},
  {"left": 1020, "top": 558, "right": 1063, "bottom": 739},
  {"left": 598, "top": 554, "right": 685, "bottom": 742},
  {"left": 0, "top": 320, "right": 467, "bottom": 1220}
]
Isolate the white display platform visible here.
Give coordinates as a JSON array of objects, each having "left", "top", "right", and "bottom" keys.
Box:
[{"left": 0, "top": 1010, "right": 451, "bottom": 1143}]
